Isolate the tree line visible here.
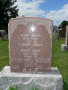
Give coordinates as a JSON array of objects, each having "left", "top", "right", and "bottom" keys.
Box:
[
  {"left": 0, "top": 0, "right": 68, "bottom": 35},
  {"left": 0, "top": 0, "right": 18, "bottom": 33}
]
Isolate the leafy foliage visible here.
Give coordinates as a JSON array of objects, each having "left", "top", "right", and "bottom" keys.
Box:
[
  {"left": 58, "top": 20, "right": 68, "bottom": 37},
  {"left": 58, "top": 20, "right": 68, "bottom": 29},
  {"left": 0, "top": 0, "right": 18, "bottom": 32}
]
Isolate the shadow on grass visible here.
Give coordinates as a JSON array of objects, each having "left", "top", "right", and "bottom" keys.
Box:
[
  {"left": 9, "top": 86, "right": 40, "bottom": 90},
  {"left": 63, "top": 81, "right": 68, "bottom": 90}
]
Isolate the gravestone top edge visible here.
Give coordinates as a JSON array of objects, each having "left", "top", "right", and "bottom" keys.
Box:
[
  {"left": 9, "top": 16, "right": 53, "bottom": 22},
  {"left": 8, "top": 17, "right": 53, "bottom": 39}
]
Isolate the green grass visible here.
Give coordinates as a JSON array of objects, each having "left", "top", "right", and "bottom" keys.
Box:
[
  {"left": 8, "top": 86, "right": 40, "bottom": 90},
  {"left": 0, "top": 38, "right": 68, "bottom": 90},
  {"left": 52, "top": 38, "right": 68, "bottom": 90},
  {"left": 0, "top": 39, "right": 9, "bottom": 70},
  {"left": 8, "top": 86, "right": 18, "bottom": 90}
]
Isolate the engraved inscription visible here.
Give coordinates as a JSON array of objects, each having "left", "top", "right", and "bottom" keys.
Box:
[{"left": 9, "top": 17, "right": 52, "bottom": 72}]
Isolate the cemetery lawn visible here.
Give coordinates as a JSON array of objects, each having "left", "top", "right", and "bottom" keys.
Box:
[
  {"left": 0, "top": 39, "right": 9, "bottom": 70},
  {"left": 0, "top": 38, "right": 68, "bottom": 90},
  {"left": 52, "top": 38, "right": 68, "bottom": 90}
]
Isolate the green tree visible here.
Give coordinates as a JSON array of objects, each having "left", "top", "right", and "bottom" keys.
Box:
[
  {"left": 58, "top": 20, "right": 68, "bottom": 30},
  {"left": 58, "top": 20, "right": 68, "bottom": 37},
  {"left": 0, "top": 0, "right": 18, "bottom": 33}
]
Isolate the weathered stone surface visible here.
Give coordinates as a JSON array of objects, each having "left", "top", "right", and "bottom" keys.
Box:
[
  {"left": 54, "top": 29, "right": 59, "bottom": 41},
  {"left": 65, "top": 26, "right": 68, "bottom": 45},
  {"left": 0, "top": 66, "right": 63, "bottom": 90},
  {"left": 0, "top": 30, "right": 7, "bottom": 40},
  {"left": 61, "top": 26, "right": 68, "bottom": 51},
  {"left": 8, "top": 17, "right": 53, "bottom": 72},
  {"left": 61, "top": 44, "right": 68, "bottom": 51}
]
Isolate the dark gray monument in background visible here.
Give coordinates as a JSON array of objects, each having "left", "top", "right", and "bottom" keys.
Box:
[{"left": 53, "top": 26, "right": 59, "bottom": 41}]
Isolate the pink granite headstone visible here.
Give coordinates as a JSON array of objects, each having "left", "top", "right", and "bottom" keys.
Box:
[{"left": 8, "top": 17, "right": 53, "bottom": 72}]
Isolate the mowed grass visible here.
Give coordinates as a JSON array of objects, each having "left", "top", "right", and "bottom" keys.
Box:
[
  {"left": 0, "top": 38, "right": 68, "bottom": 90},
  {"left": 0, "top": 39, "right": 9, "bottom": 70},
  {"left": 52, "top": 38, "right": 68, "bottom": 90}
]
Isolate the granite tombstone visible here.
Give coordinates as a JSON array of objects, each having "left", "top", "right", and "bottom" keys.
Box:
[
  {"left": 61, "top": 26, "right": 68, "bottom": 51},
  {"left": 65, "top": 26, "right": 68, "bottom": 45},
  {"left": 64, "top": 26, "right": 68, "bottom": 51},
  {"left": 0, "top": 17, "right": 63, "bottom": 90},
  {"left": 53, "top": 26, "right": 59, "bottom": 41},
  {"left": 8, "top": 17, "right": 53, "bottom": 72}
]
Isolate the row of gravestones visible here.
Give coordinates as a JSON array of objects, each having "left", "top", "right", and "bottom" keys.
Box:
[{"left": 53, "top": 26, "right": 68, "bottom": 51}]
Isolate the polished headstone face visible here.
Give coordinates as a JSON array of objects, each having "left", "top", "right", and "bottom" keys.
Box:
[{"left": 8, "top": 17, "right": 53, "bottom": 72}]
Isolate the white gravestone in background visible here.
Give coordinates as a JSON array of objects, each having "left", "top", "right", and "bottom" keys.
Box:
[{"left": 61, "top": 26, "right": 68, "bottom": 51}]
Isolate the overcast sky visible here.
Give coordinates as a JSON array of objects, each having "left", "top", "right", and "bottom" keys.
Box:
[{"left": 16, "top": 0, "right": 68, "bottom": 26}]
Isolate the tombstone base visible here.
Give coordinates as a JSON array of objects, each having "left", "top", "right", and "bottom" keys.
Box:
[
  {"left": 61, "top": 44, "right": 68, "bottom": 51},
  {"left": 0, "top": 66, "right": 63, "bottom": 90}
]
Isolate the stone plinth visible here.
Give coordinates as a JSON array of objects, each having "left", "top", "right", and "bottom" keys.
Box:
[
  {"left": 0, "top": 66, "right": 63, "bottom": 90},
  {"left": 61, "top": 44, "right": 68, "bottom": 51}
]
